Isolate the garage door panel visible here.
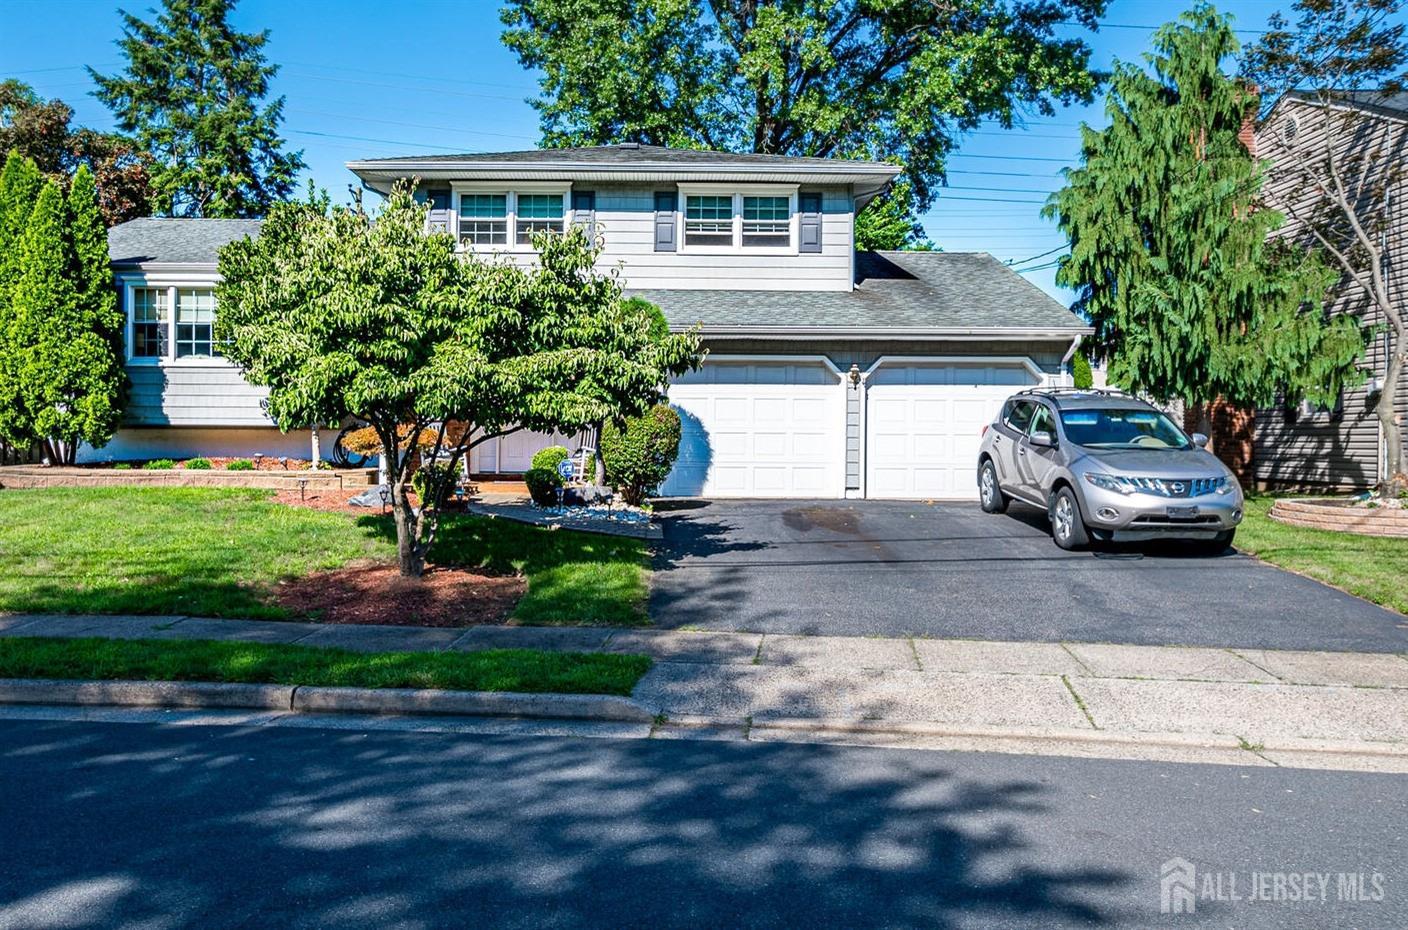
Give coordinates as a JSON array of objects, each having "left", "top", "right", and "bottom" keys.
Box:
[
  {"left": 661, "top": 363, "right": 845, "bottom": 498},
  {"left": 866, "top": 363, "right": 1040, "bottom": 501}
]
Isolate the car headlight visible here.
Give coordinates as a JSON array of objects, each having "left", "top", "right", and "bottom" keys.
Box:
[
  {"left": 1215, "top": 475, "right": 1235, "bottom": 495},
  {"left": 1083, "top": 471, "right": 1134, "bottom": 495}
]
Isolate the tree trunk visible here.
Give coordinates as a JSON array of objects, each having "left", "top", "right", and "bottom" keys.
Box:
[
  {"left": 1195, "top": 401, "right": 1216, "bottom": 457},
  {"left": 1378, "top": 345, "right": 1406, "bottom": 496},
  {"left": 392, "top": 486, "right": 424, "bottom": 577}
]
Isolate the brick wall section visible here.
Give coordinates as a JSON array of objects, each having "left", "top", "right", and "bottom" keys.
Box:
[{"left": 1183, "top": 401, "right": 1256, "bottom": 485}]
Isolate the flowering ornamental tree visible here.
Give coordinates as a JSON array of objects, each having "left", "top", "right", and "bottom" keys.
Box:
[{"left": 216, "top": 185, "right": 701, "bottom": 576}]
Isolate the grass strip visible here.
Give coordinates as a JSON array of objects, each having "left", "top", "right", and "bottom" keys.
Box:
[{"left": 0, "top": 637, "right": 652, "bottom": 697}]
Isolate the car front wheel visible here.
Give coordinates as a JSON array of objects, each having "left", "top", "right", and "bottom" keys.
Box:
[
  {"left": 978, "top": 460, "right": 1008, "bottom": 514},
  {"left": 1050, "top": 486, "right": 1089, "bottom": 550}
]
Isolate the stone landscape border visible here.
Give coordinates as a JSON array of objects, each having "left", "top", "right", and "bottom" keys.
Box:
[
  {"left": 0, "top": 465, "right": 378, "bottom": 491},
  {"left": 1269, "top": 498, "right": 1408, "bottom": 538}
]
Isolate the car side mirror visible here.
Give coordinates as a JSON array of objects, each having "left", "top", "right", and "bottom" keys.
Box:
[
  {"left": 1029, "top": 430, "right": 1054, "bottom": 448},
  {"left": 1191, "top": 432, "right": 1209, "bottom": 448}
]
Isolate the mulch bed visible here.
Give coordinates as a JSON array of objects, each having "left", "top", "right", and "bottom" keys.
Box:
[
  {"left": 274, "top": 563, "right": 526, "bottom": 626},
  {"left": 273, "top": 487, "right": 372, "bottom": 512}
]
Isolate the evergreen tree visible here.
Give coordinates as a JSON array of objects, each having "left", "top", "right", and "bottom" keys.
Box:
[
  {"left": 0, "top": 152, "right": 45, "bottom": 458},
  {"left": 89, "top": 0, "right": 303, "bottom": 218},
  {"left": 1045, "top": 5, "right": 1363, "bottom": 419},
  {"left": 65, "top": 165, "right": 127, "bottom": 450}
]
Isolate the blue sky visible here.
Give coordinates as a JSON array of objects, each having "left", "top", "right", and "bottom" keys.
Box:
[{"left": 1, "top": 0, "right": 1319, "bottom": 300}]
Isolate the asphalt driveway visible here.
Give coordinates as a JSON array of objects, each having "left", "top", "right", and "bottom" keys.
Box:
[{"left": 650, "top": 499, "right": 1408, "bottom": 652}]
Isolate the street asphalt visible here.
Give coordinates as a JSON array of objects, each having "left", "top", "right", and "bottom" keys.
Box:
[
  {"left": 650, "top": 499, "right": 1408, "bottom": 651},
  {"left": 0, "top": 717, "right": 1404, "bottom": 929}
]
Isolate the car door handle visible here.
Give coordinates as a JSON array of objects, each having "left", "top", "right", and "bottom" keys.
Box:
[{"left": 1018, "top": 447, "right": 1027, "bottom": 456}]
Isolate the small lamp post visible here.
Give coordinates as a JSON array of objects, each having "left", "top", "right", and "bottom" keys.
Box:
[
  {"left": 378, "top": 484, "right": 391, "bottom": 514},
  {"left": 297, "top": 477, "right": 308, "bottom": 503}
]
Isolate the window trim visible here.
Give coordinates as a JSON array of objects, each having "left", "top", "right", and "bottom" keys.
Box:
[
  {"left": 450, "top": 181, "right": 573, "bottom": 253},
  {"left": 675, "top": 184, "right": 800, "bottom": 255},
  {"left": 122, "top": 278, "right": 224, "bottom": 367}
]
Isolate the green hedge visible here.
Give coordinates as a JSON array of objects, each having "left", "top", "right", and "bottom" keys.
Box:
[{"left": 601, "top": 405, "right": 682, "bottom": 505}]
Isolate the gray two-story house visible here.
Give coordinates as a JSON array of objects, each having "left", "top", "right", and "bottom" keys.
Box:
[{"left": 97, "top": 144, "right": 1090, "bottom": 501}]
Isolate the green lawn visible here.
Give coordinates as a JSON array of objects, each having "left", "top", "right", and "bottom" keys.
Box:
[
  {"left": 0, "top": 636, "right": 651, "bottom": 695},
  {"left": 1236, "top": 495, "right": 1408, "bottom": 616},
  {"left": 0, "top": 487, "right": 650, "bottom": 625}
]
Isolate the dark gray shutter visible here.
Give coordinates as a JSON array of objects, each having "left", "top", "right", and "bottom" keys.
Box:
[
  {"left": 572, "top": 190, "right": 596, "bottom": 236},
  {"left": 798, "top": 191, "right": 823, "bottom": 253},
  {"left": 425, "top": 188, "right": 452, "bottom": 235},
  {"left": 654, "top": 191, "right": 677, "bottom": 252}
]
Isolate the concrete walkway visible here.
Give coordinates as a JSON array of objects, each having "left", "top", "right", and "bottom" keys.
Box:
[{"left": 3, "top": 612, "right": 1408, "bottom": 771}]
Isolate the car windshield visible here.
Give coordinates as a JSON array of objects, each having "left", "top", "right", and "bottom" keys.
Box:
[{"left": 1059, "top": 407, "right": 1192, "bottom": 450}]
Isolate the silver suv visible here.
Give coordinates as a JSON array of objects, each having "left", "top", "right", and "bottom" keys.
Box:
[{"left": 976, "top": 388, "right": 1244, "bottom": 552}]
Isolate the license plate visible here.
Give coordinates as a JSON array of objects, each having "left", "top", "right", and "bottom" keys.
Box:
[{"left": 1166, "top": 506, "right": 1199, "bottom": 518}]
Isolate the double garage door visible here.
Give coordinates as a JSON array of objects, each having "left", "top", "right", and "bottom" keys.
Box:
[{"left": 658, "top": 360, "right": 1039, "bottom": 500}]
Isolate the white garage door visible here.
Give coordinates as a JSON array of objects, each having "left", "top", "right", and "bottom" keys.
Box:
[
  {"left": 661, "top": 361, "right": 846, "bottom": 498},
  {"left": 866, "top": 363, "right": 1041, "bottom": 500}
]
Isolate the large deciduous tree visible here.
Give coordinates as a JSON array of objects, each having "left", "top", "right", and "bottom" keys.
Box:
[
  {"left": 0, "top": 80, "right": 152, "bottom": 226},
  {"left": 1046, "top": 5, "right": 1364, "bottom": 436},
  {"left": 215, "top": 187, "right": 701, "bottom": 577},
  {"left": 1243, "top": 0, "right": 1408, "bottom": 495},
  {"left": 501, "top": 0, "right": 1106, "bottom": 233},
  {"left": 90, "top": 0, "right": 303, "bottom": 218}
]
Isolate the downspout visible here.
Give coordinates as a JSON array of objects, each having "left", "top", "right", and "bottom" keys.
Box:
[{"left": 1061, "top": 334, "right": 1084, "bottom": 387}]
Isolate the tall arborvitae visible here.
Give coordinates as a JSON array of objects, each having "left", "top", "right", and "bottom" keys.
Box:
[
  {"left": 0, "top": 152, "right": 45, "bottom": 459},
  {"left": 1046, "top": 4, "right": 1364, "bottom": 418}
]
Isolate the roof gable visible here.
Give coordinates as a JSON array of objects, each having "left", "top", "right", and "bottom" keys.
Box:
[{"left": 108, "top": 217, "right": 263, "bottom": 267}]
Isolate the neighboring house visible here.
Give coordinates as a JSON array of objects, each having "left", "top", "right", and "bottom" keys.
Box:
[
  {"left": 94, "top": 143, "right": 1090, "bottom": 501},
  {"left": 1250, "top": 92, "right": 1408, "bottom": 491}
]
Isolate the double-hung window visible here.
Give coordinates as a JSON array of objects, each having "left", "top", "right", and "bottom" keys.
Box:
[
  {"left": 515, "top": 193, "right": 564, "bottom": 244},
  {"left": 175, "top": 288, "right": 217, "bottom": 358},
  {"left": 130, "top": 287, "right": 168, "bottom": 358},
  {"left": 684, "top": 195, "right": 734, "bottom": 247},
  {"left": 459, "top": 194, "right": 508, "bottom": 246},
  {"left": 742, "top": 195, "right": 790, "bottom": 247}
]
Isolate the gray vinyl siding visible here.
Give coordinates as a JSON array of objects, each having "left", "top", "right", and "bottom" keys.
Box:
[
  {"left": 1252, "top": 100, "right": 1408, "bottom": 490},
  {"left": 124, "top": 364, "right": 274, "bottom": 427},
  {"left": 462, "top": 183, "right": 855, "bottom": 292}
]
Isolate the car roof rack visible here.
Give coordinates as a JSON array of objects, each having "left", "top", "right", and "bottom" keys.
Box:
[{"left": 1014, "top": 386, "right": 1136, "bottom": 400}]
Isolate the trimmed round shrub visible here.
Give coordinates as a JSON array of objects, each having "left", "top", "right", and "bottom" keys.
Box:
[
  {"left": 142, "top": 458, "right": 176, "bottom": 470},
  {"left": 530, "top": 445, "right": 571, "bottom": 474},
  {"left": 183, "top": 457, "right": 212, "bottom": 470},
  {"left": 225, "top": 459, "right": 255, "bottom": 471},
  {"left": 524, "top": 467, "right": 563, "bottom": 506},
  {"left": 601, "top": 404, "right": 682, "bottom": 505},
  {"left": 411, "top": 463, "right": 457, "bottom": 507}
]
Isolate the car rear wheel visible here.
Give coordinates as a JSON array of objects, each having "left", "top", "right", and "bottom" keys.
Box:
[
  {"left": 978, "top": 460, "right": 1008, "bottom": 514},
  {"left": 1050, "top": 486, "right": 1089, "bottom": 550}
]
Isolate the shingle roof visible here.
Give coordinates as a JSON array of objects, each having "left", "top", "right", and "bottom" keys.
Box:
[
  {"left": 108, "top": 217, "right": 263, "bottom": 266},
  {"left": 633, "top": 251, "right": 1088, "bottom": 334},
  {"left": 351, "top": 143, "right": 894, "bottom": 170}
]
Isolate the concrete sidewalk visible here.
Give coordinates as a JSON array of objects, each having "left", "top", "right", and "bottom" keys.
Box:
[{"left": 3, "top": 612, "right": 1407, "bottom": 771}]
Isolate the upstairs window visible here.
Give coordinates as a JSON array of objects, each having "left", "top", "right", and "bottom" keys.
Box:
[
  {"left": 459, "top": 194, "right": 507, "bottom": 246},
  {"left": 685, "top": 195, "right": 734, "bottom": 247},
  {"left": 742, "top": 195, "right": 790, "bottom": 247},
  {"left": 515, "top": 193, "right": 564, "bottom": 244},
  {"left": 131, "top": 287, "right": 168, "bottom": 358},
  {"left": 175, "top": 288, "right": 217, "bottom": 358}
]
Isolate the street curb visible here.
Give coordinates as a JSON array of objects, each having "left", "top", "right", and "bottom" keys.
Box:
[
  {"left": 0, "top": 679, "right": 294, "bottom": 710},
  {"left": 0, "top": 678, "right": 656, "bottom": 723},
  {"left": 290, "top": 685, "right": 656, "bottom": 722}
]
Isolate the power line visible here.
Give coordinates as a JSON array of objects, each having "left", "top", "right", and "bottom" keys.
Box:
[{"left": 1005, "top": 244, "right": 1069, "bottom": 266}]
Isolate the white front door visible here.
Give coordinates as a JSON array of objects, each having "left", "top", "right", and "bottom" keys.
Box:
[
  {"left": 661, "top": 361, "right": 846, "bottom": 498},
  {"left": 865, "top": 363, "right": 1041, "bottom": 500}
]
